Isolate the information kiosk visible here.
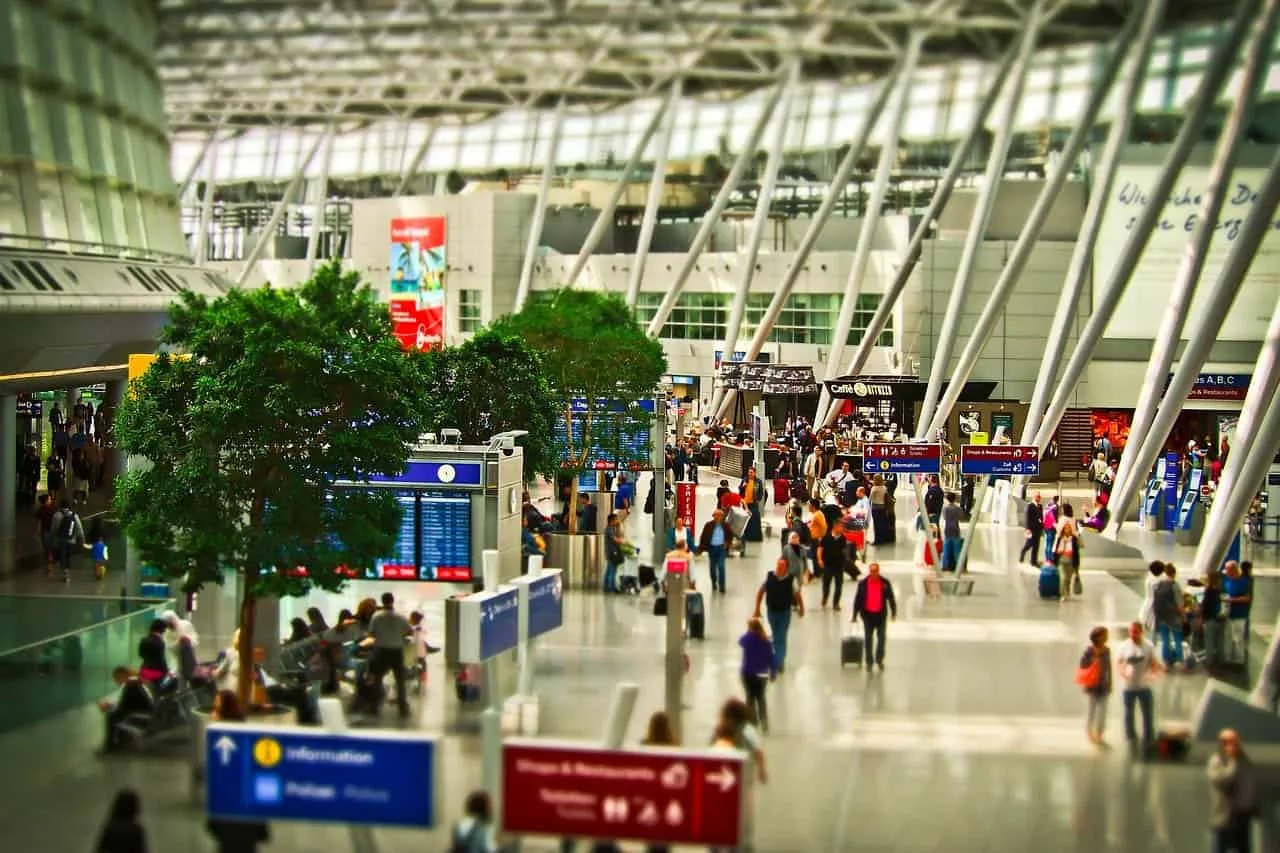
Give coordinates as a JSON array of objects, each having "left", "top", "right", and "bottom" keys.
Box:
[
  {"left": 1142, "top": 456, "right": 1171, "bottom": 532},
  {"left": 1175, "top": 467, "right": 1206, "bottom": 546}
]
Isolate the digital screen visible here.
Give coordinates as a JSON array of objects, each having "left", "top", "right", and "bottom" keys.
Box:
[
  {"left": 418, "top": 490, "right": 472, "bottom": 582},
  {"left": 371, "top": 490, "right": 417, "bottom": 580}
]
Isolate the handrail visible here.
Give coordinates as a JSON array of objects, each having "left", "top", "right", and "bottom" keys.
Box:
[
  {"left": 0, "top": 233, "right": 195, "bottom": 266},
  {"left": 0, "top": 598, "right": 174, "bottom": 658}
]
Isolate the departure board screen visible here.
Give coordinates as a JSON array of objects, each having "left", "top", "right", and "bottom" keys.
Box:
[
  {"left": 370, "top": 490, "right": 418, "bottom": 580},
  {"left": 418, "top": 489, "right": 472, "bottom": 581}
]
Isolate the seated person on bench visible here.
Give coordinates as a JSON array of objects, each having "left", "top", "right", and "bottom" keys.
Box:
[
  {"left": 1082, "top": 496, "right": 1110, "bottom": 532},
  {"left": 97, "top": 666, "right": 154, "bottom": 753},
  {"left": 137, "top": 619, "right": 169, "bottom": 686}
]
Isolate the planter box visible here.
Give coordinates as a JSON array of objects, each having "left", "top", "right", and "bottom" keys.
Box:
[{"left": 545, "top": 532, "right": 601, "bottom": 590}]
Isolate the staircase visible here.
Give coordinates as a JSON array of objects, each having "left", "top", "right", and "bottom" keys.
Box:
[{"left": 1056, "top": 408, "right": 1094, "bottom": 478}]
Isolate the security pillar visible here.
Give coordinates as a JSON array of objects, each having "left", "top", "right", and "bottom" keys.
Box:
[{"left": 0, "top": 395, "right": 15, "bottom": 573}]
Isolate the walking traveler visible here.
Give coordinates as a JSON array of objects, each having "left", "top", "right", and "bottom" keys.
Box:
[
  {"left": 1076, "top": 625, "right": 1113, "bottom": 746},
  {"left": 851, "top": 563, "right": 897, "bottom": 671},
  {"left": 1115, "top": 621, "right": 1161, "bottom": 754},
  {"left": 1207, "top": 729, "right": 1258, "bottom": 853},
  {"left": 752, "top": 558, "right": 804, "bottom": 673}
]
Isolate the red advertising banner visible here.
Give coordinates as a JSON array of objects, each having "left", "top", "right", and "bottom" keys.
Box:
[
  {"left": 675, "top": 480, "right": 697, "bottom": 530},
  {"left": 389, "top": 216, "right": 447, "bottom": 351},
  {"left": 502, "top": 740, "right": 745, "bottom": 847}
]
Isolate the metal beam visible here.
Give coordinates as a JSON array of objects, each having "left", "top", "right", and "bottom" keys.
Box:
[
  {"left": 713, "top": 49, "right": 911, "bottom": 420},
  {"left": 1108, "top": 141, "right": 1280, "bottom": 530},
  {"left": 1017, "top": 0, "right": 1167, "bottom": 453},
  {"left": 1029, "top": 0, "right": 1261, "bottom": 457},
  {"left": 914, "top": 1, "right": 1044, "bottom": 439},
  {"left": 837, "top": 35, "right": 1024, "bottom": 386},
  {"left": 1193, "top": 292, "right": 1280, "bottom": 587},
  {"left": 177, "top": 128, "right": 221, "bottom": 202},
  {"left": 393, "top": 123, "right": 437, "bottom": 198},
  {"left": 706, "top": 59, "right": 802, "bottom": 418},
  {"left": 234, "top": 125, "right": 333, "bottom": 287},
  {"left": 625, "top": 78, "right": 682, "bottom": 307},
  {"left": 194, "top": 135, "right": 220, "bottom": 266},
  {"left": 306, "top": 125, "right": 338, "bottom": 273},
  {"left": 564, "top": 85, "right": 680, "bottom": 289},
  {"left": 513, "top": 98, "right": 568, "bottom": 311},
  {"left": 921, "top": 0, "right": 1148, "bottom": 441},
  {"left": 1110, "top": 0, "right": 1280, "bottom": 526},
  {"left": 645, "top": 76, "right": 787, "bottom": 337},
  {"left": 809, "top": 30, "right": 924, "bottom": 427}
]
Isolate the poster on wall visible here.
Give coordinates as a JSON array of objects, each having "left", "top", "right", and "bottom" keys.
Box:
[
  {"left": 991, "top": 412, "right": 1015, "bottom": 440},
  {"left": 957, "top": 410, "right": 981, "bottom": 438},
  {"left": 389, "top": 216, "right": 447, "bottom": 351},
  {"left": 1094, "top": 164, "right": 1279, "bottom": 341}
]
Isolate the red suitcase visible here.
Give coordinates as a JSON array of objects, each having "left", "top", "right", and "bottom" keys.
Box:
[{"left": 772, "top": 478, "right": 790, "bottom": 505}]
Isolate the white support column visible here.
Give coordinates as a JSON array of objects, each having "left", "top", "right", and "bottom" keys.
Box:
[
  {"left": 714, "top": 51, "right": 915, "bottom": 420},
  {"left": 1108, "top": 144, "right": 1280, "bottom": 528},
  {"left": 1196, "top": 294, "right": 1280, "bottom": 585},
  {"left": 1029, "top": 0, "right": 1260, "bottom": 457},
  {"left": 306, "top": 124, "right": 338, "bottom": 273},
  {"left": 513, "top": 98, "right": 568, "bottom": 312},
  {"left": 810, "top": 32, "right": 923, "bottom": 427},
  {"left": 922, "top": 1, "right": 1147, "bottom": 440},
  {"left": 566, "top": 86, "right": 680, "bottom": 289},
  {"left": 194, "top": 136, "right": 220, "bottom": 266},
  {"left": 625, "top": 79, "right": 682, "bottom": 307},
  {"left": 915, "top": 2, "right": 1044, "bottom": 438},
  {"left": 706, "top": 60, "right": 802, "bottom": 418},
  {"left": 1110, "top": 0, "right": 1280, "bottom": 523},
  {"left": 177, "top": 129, "right": 220, "bottom": 201},
  {"left": 0, "top": 395, "right": 15, "bottom": 570},
  {"left": 235, "top": 126, "right": 333, "bottom": 287},
  {"left": 836, "top": 38, "right": 1025, "bottom": 388},
  {"left": 645, "top": 78, "right": 787, "bottom": 338},
  {"left": 1018, "top": 0, "right": 1167, "bottom": 452},
  {"left": 393, "top": 123, "right": 436, "bottom": 198}
]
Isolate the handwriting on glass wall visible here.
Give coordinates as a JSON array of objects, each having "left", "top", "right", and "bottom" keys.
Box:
[{"left": 1115, "top": 182, "right": 1280, "bottom": 240}]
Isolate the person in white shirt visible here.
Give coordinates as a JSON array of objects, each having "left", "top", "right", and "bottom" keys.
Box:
[
  {"left": 1115, "top": 621, "right": 1162, "bottom": 752},
  {"left": 826, "top": 462, "right": 852, "bottom": 495},
  {"left": 802, "top": 449, "right": 818, "bottom": 497}
]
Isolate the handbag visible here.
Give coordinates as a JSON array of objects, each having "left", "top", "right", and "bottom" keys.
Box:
[
  {"left": 1072, "top": 573, "right": 1083, "bottom": 596},
  {"left": 1074, "top": 655, "right": 1101, "bottom": 688}
]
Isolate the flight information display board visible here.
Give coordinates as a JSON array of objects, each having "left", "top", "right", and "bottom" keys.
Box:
[
  {"left": 418, "top": 490, "right": 472, "bottom": 581},
  {"left": 371, "top": 490, "right": 418, "bottom": 580}
]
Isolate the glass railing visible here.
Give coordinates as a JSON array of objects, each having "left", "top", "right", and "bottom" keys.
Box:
[{"left": 0, "top": 597, "right": 175, "bottom": 734}]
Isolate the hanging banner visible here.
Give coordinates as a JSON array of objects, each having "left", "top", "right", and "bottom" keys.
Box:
[{"left": 389, "top": 216, "right": 447, "bottom": 351}]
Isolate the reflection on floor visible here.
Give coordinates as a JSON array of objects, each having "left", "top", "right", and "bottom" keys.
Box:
[{"left": 0, "top": 472, "right": 1276, "bottom": 852}]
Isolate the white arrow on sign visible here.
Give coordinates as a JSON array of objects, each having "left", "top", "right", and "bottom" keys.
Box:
[
  {"left": 214, "top": 735, "right": 237, "bottom": 766},
  {"left": 706, "top": 765, "right": 737, "bottom": 792}
]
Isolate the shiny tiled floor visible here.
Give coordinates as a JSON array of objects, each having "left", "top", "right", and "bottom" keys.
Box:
[{"left": 2, "top": 473, "right": 1279, "bottom": 852}]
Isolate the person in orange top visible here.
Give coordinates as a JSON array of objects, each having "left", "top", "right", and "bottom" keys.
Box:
[
  {"left": 806, "top": 499, "right": 827, "bottom": 581},
  {"left": 738, "top": 468, "right": 764, "bottom": 546}
]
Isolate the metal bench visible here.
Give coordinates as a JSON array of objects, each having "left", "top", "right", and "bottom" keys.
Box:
[
  {"left": 115, "top": 685, "right": 202, "bottom": 748},
  {"left": 923, "top": 573, "right": 976, "bottom": 598}
]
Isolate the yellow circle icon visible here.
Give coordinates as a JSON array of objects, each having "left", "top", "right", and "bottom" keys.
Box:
[
  {"left": 880, "top": 460, "right": 890, "bottom": 471},
  {"left": 253, "top": 737, "right": 282, "bottom": 769}
]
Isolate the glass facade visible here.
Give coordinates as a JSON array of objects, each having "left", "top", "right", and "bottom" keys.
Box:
[
  {"left": 170, "top": 23, "right": 1280, "bottom": 188},
  {"left": 634, "top": 292, "right": 893, "bottom": 347},
  {"left": 0, "top": 0, "right": 183, "bottom": 255},
  {"left": 457, "top": 288, "right": 482, "bottom": 333}
]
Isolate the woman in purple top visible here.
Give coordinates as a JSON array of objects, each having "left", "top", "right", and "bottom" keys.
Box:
[{"left": 739, "top": 618, "right": 776, "bottom": 732}]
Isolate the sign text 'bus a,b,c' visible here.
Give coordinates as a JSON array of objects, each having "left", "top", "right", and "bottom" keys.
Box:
[{"left": 205, "top": 725, "right": 438, "bottom": 828}]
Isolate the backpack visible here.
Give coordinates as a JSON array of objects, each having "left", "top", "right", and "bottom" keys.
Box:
[
  {"left": 448, "top": 822, "right": 481, "bottom": 853},
  {"left": 58, "top": 511, "right": 78, "bottom": 544},
  {"left": 1153, "top": 580, "right": 1181, "bottom": 623}
]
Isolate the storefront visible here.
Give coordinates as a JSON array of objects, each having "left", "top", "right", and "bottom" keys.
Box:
[
  {"left": 823, "top": 375, "right": 1000, "bottom": 442},
  {"left": 1090, "top": 373, "right": 1249, "bottom": 464}
]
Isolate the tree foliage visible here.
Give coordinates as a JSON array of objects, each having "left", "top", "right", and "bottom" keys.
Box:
[
  {"left": 114, "top": 262, "right": 430, "bottom": 700},
  {"left": 413, "top": 328, "right": 559, "bottom": 481},
  {"left": 493, "top": 289, "right": 666, "bottom": 530}
]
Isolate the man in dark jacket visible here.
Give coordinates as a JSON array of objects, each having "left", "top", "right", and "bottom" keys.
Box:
[
  {"left": 852, "top": 563, "right": 897, "bottom": 671},
  {"left": 697, "top": 509, "right": 736, "bottom": 594},
  {"left": 923, "top": 475, "right": 944, "bottom": 525},
  {"left": 1019, "top": 492, "right": 1045, "bottom": 566},
  {"left": 817, "top": 519, "right": 850, "bottom": 609}
]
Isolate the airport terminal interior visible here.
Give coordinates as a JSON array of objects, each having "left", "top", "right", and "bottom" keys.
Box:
[{"left": 3, "top": 0, "right": 1280, "bottom": 851}]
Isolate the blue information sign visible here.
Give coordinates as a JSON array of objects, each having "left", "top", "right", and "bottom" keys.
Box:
[
  {"left": 527, "top": 571, "right": 564, "bottom": 640},
  {"left": 480, "top": 587, "right": 520, "bottom": 660},
  {"left": 206, "top": 725, "right": 438, "bottom": 828},
  {"left": 959, "top": 446, "right": 1041, "bottom": 477},
  {"left": 861, "top": 443, "right": 942, "bottom": 475},
  {"left": 1163, "top": 452, "right": 1180, "bottom": 529},
  {"left": 367, "top": 460, "right": 483, "bottom": 488}
]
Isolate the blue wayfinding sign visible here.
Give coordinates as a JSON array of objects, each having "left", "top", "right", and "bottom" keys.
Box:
[
  {"left": 480, "top": 587, "right": 520, "bottom": 660},
  {"left": 527, "top": 571, "right": 564, "bottom": 640},
  {"left": 1163, "top": 452, "right": 1180, "bottom": 529},
  {"left": 206, "top": 725, "right": 438, "bottom": 828}
]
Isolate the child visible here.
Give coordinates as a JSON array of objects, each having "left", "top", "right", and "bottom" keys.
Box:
[
  {"left": 88, "top": 518, "right": 108, "bottom": 580},
  {"left": 408, "top": 611, "right": 429, "bottom": 693}
]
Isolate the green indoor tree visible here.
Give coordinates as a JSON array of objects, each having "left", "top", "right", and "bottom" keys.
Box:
[
  {"left": 414, "top": 328, "right": 559, "bottom": 482},
  {"left": 493, "top": 289, "right": 667, "bottom": 533},
  {"left": 114, "top": 262, "right": 429, "bottom": 704}
]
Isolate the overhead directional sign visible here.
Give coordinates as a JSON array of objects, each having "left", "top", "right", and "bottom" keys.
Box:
[
  {"left": 960, "top": 445, "right": 1042, "bottom": 477},
  {"left": 205, "top": 724, "right": 438, "bottom": 828},
  {"left": 861, "top": 443, "right": 943, "bottom": 475},
  {"left": 502, "top": 740, "right": 746, "bottom": 848}
]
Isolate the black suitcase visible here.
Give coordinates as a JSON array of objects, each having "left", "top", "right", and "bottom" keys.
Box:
[
  {"left": 653, "top": 595, "right": 668, "bottom": 616},
  {"left": 638, "top": 563, "right": 657, "bottom": 590},
  {"left": 840, "top": 635, "right": 864, "bottom": 667},
  {"left": 686, "top": 592, "right": 706, "bottom": 640},
  {"left": 789, "top": 478, "right": 808, "bottom": 502}
]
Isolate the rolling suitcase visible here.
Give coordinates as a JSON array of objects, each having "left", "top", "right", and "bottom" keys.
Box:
[
  {"left": 638, "top": 563, "right": 658, "bottom": 591},
  {"left": 653, "top": 595, "right": 668, "bottom": 616},
  {"left": 686, "top": 592, "right": 706, "bottom": 640},
  {"left": 789, "top": 478, "right": 809, "bottom": 502},
  {"left": 840, "top": 634, "right": 864, "bottom": 667},
  {"left": 772, "top": 478, "right": 790, "bottom": 505},
  {"left": 1038, "top": 563, "right": 1060, "bottom": 599},
  {"left": 726, "top": 505, "right": 750, "bottom": 538}
]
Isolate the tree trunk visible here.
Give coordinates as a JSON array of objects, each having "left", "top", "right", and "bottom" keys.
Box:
[
  {"left": 236, "top": 586, "right": 257, "bottom": 709},
  {"left": 567, "top": 476, "right": 579, "bottom": 535}
]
